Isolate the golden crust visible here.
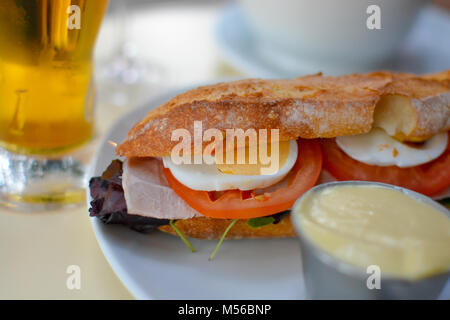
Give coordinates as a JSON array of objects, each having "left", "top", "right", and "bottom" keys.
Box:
[
  {"left": 117, "top": 72, "right": 391, "bottom": 157},
  {"left": 381, "top": 72, "right": 450, "bottom": 141},
  {"left": 117, "top": 71, "right": 449, "bottom": 157},
  {"left": 422, "top": 70, "right": 450, "bottom": 84},
  {"left": 158, "top": 216, "right": 295, "bottom": 240}
]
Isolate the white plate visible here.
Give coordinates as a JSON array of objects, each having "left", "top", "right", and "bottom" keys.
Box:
[
  {"left": 89, "top": 87, "right": 306, "bottom": 300},
  {"left": 90, "top": 87, "right": 450, "bottom": 300},
  {"left": 214, "top": 5, "right": 450, "bottom": 77}
]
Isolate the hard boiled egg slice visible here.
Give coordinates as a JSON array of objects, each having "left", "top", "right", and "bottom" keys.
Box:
[
  {"left": 162, "top": 140, "right": 298, "bottom": 191},
  {"left": 336, "top": 128, "right": 448, "bottom": 168},
  {"left": 216, "top": 140, "right": 291, "bottom": 175}
]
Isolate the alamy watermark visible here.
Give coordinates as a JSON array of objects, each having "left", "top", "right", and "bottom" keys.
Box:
[
  {"left": 67, "top": 5, "right": 81, "bottom": 30},
  {"left": 366, "top": 5, "right": 381, "bottom": 30},
  {"left": 66, "top": 265, "right": 81, "bottom": 290},
  {"left": 366, "top": 265, "right": 381, "bottom": 290}
]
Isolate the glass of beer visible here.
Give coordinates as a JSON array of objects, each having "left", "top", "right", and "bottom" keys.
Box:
[{"left": 0, "top": 0, "right": 109, "bottom": 210}]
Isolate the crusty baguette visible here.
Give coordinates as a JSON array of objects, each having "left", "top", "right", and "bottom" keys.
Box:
[
  {"left": 374, "top": 71, "right": 450, "bottom": 141},
  {"left": 117, "top": 71, "right": 450, "bottom": 157},
  {"left": 158, "top": 216, "right": 296, "bottom": 240},
  {"left": 422, "top": 70, "right": 450, "bottom": 84}
]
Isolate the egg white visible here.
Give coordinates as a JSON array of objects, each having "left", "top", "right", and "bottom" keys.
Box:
[
  {"left": 336, "top": 128, "right": 448, "bottom": 168},
  {"left": 162, "top": 140, "right": 298, "bottom": 191}
]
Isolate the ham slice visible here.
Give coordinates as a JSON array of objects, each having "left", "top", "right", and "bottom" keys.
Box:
[{"left": 122, "top": 157, "right": 202, "bottom": 219}]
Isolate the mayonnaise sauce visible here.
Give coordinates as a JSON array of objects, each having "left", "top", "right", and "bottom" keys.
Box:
[{"left": 294, "top": 185, "right": 450, "bottom": 280}]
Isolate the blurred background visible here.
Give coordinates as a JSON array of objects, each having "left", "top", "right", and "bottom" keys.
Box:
[{"left": 94, "top": 0, "right": 450, "bottom": 134}]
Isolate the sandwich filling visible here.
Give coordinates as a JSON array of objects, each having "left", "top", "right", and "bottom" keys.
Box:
[
  {"left": 118, "top": 139, "right": 322, "bottom": 220},
  {"left": 162, "top": 140, "right": 297, "bottom": 191},
  {"left": 322, "top": 130, "right": 450, "bottom": 197},
  {"left": 90, "top": 132, "right": 450, "bottom": 227}
]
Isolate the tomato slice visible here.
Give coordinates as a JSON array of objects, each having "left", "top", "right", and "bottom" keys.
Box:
[
  {"left": 163, "top": 139, "right": 323, "bottom": 219},
  {"left": 320, "top": 134, "right": 450, "bottom": 196}
]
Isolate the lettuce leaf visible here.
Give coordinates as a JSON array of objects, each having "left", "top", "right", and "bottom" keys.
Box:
[
  {"left": 89, "top": 160, "right": 170, "bottom": 233},
  {"left": 247, "top": 210, "right": 290, "bottom": 228},
  {"left": 438, "top": 197, "right": 450, "bottom": 208},
  {"left": 247, "top": 217, "right": 275, "bottom": 228}
]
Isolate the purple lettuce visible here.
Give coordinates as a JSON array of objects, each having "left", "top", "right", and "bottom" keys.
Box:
[{"left": 89, "top": 160, "right": 170, "bottom": 233}]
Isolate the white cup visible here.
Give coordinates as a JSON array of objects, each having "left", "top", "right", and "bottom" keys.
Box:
[{"left": 238, "top": 0, "right": 427, "bottom": 74}]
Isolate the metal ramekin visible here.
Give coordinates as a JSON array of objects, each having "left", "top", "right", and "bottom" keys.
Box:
[{"left": 291, "top": 181, "right": 450, "bottom": 300}]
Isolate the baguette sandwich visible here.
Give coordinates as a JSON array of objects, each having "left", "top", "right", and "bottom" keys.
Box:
[{"left": 89, "top": 71, "right": 450, "bottom": 243}]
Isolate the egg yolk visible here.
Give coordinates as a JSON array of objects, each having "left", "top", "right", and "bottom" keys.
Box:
[{"left": 216, "top": 141, "right": 290, "bottom": 175}]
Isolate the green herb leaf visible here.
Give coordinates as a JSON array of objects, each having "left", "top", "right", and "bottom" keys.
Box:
[
  {"left": 209, "top": 219, "right": 238, "bottom": 261},
  {"left": 247, "top": 216, "right": 275, "bottom": 228},
  {"left": 438, "top": 197, "right": 450, "bottom": 208},
  {"left": 170, "top": 220, "right": 196, "bottom": 253}
]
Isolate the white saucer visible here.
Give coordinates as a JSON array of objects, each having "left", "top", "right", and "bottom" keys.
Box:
[{"left": 214, "top": 5, "right": 450, "bottom": 77}]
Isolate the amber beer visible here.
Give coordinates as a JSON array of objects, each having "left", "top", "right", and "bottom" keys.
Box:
[{"left": 0, "top": 0, "right": 108, "bottom": 153}]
